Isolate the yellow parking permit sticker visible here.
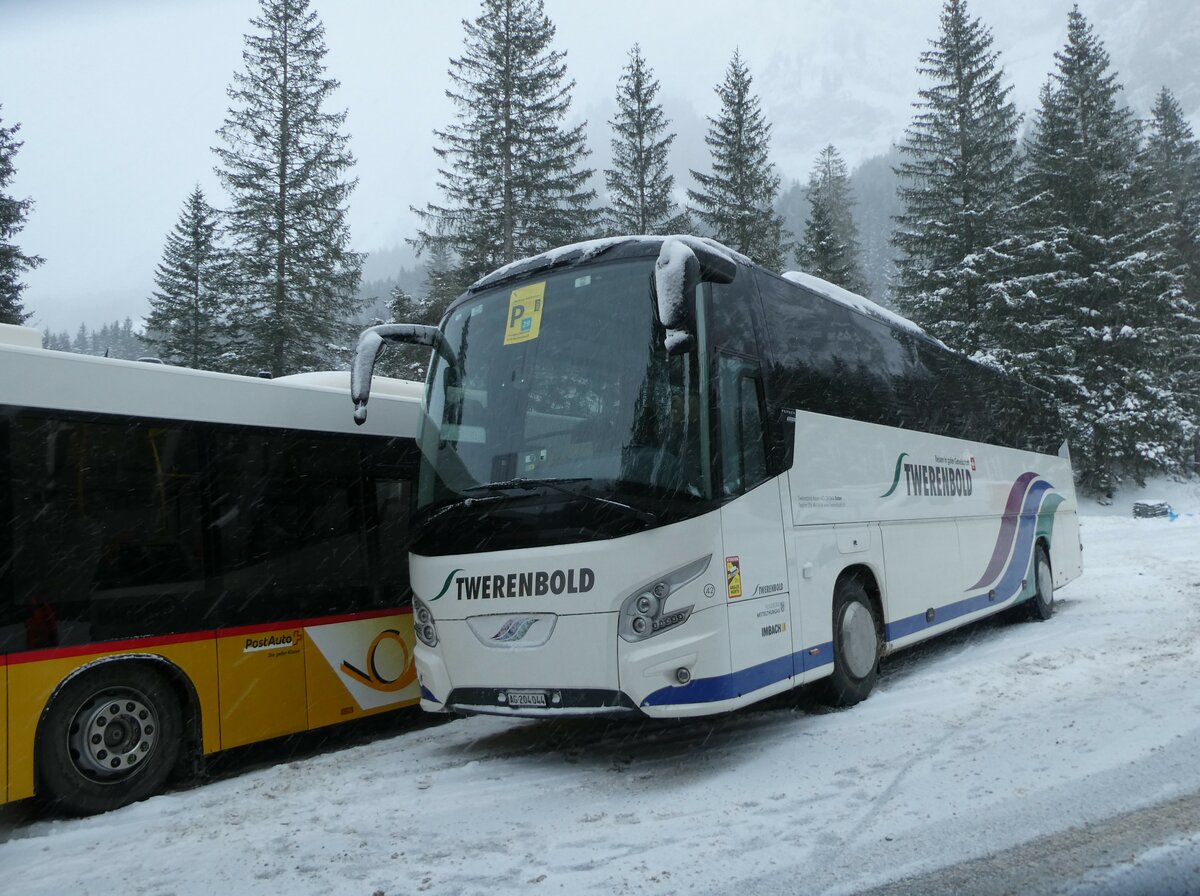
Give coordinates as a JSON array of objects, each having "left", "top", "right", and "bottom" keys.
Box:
[
  {"left": 504, "top": 282, "right": 546, "bottom": 345},
  {"left": 726, "top": 556, "right": 743, "bottom": 599}
]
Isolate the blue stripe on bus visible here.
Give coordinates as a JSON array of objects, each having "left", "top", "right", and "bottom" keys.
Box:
[
  {"left": 640, "top": 641, "right": 833, "bottom": 707},
  {"left": 642, "top": 483, "right": 1069, "bottom": 711}
]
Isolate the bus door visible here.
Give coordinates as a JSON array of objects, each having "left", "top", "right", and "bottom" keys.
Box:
[{"left": 716, "top": 353, "right": 795, "bottom": 692}]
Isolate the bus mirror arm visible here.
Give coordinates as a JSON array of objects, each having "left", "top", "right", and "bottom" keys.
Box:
[
  {"left": 655, "top": 240, "right": 701, "bottom": 355},
  {"left": 351, "top": 323, "right": 454, "bottom": 425},
  {"left": 655, "top": 238, "right": 738, "bottom": 355}
]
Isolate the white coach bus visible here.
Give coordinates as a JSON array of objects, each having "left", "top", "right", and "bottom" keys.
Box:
[{"left": 352, "top": 236, "right": 1082, "bottom": 718}]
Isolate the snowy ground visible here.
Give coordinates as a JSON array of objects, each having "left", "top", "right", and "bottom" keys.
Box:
[{"left": 3, "top": 480, "right": 1200, "bottom": 895}]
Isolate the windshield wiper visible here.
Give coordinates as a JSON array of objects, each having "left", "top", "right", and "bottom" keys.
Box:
[{"left": 463, "top": 477, "right": 660, "bottom": 524}]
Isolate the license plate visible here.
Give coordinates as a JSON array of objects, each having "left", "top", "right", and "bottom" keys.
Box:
[{"left": 505, "top": 690, "right": 548, "bottom": 708}]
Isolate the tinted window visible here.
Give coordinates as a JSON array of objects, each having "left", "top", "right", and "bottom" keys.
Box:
[
  {"left": 755, "top": 270, "right": 1066, "bottom": 454},
  {"left": 0, "top": 411, "right": 418, "bottom": 654},
  {"left": 1, "top": 415, "right": 207, "bottom": 650}
]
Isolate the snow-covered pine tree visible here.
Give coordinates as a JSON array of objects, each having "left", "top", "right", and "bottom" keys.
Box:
[
  {"left": 0, "top": 107, "right": 44, "bottom": 325},
  {"left": 372, "top": 285, "right": 428, "bottom": 380},
  {"left": 688, "top": 51, "right": 788, "bottom": 270},
  {"left": 605, "top": 45, "right": 689, "bottom": 237},
  {"left": 40, "top": 329, "right": 63, "bottom": 351},
  {"left": 852, "top": 148, "right": 904, "bottom": 306},
  {"left": 419, "top": 242, "right": 463, "bottom": 328},
  {"left": 143, "top": 186, "right": 231, "bottom": 370},
  {"left": 1137, "top": 86, "right": 1200, "bottom": 466},
  {"left": 214, "top": 0, "right": 363, "bottom": 376},
  {"left": 414, "top": 0, "right": 598, "bottom": 292},
  {"left": 999, "top": 8, "right": 1185, "bottom": 491},
  {"left": 892, "top": 0, "right": 1021, "bottom": 356},
  {"left": 798, "top": 145, "right": 869, "bottom": 296},
  {"left": 72, "top": 323, "right": 91, "bottom": 355}
]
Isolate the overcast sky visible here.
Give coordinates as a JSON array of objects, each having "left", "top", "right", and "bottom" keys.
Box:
[{"left": 2, "top": 0, "right": 1196, "bottom": 335}]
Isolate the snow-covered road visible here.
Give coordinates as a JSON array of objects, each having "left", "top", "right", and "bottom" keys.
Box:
[{"left": 3, "top": 484, "right": 1199, "bottom": 895}]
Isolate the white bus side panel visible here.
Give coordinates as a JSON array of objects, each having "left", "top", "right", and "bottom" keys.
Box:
[
  {"left": 721, "top": 478, "right": 796, "bottom": 699},
  {"left": 788, "top": 411, "right": 1080, "bottom": 651}
]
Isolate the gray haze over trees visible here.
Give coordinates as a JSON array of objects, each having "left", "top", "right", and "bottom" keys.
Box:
[{"left": 796, "top": 144, "right": 868, "bottom": 295}]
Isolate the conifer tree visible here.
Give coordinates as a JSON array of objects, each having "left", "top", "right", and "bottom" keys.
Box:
[
  {"left": 41, "top": 329, "right": 63, "bottom": 351},
  {"left": 892, "top": 0, "right": 1021, "bottom": 356},
  {"left": 373, "top": 285, "right": 428, "bottom": 380},
  {"left": 214, "top": 0, "right": 363, "bottom": 376},
  {"left": 1137, "top": 87, "right": 1200, "bottom": 462},
  {"left": 0, "top": 108, "right": 44, "bottom": 325},
  {"left": 414, "top": 0, "right": 598, "bottom": 292},
  {"left": 798, "top": 145, "right": 869, "bottom": 295},
  {"left": 144, "top": 186, "right": 230, "bottom": 370},
  {"left": 688, "top": 51, "right": 788, "bottom": 270},
  {"left": 420, "top": 242, "right": 464, "bottom": 327},
  {"left": 998, "top": 7, "right": 1184, "bottom": 490},
  {"left": 72, "top": 323, "right": 91, "bottom": 355},
  {"left": 605, "top": 45, "right": 688, "bottom": 236}
]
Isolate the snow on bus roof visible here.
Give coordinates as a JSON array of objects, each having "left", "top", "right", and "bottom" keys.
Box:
[
  {"left": 470, "top": 235, "right": 749, "bottom": 291},
  {"left": 780, "top": 270, "right": 941, "bottom": 344}
]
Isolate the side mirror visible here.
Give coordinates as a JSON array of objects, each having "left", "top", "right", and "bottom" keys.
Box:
[
  {"left": 351, "top": 323, "right": 456, "bottom": 424},
  {"left": 654, "top": 240, "right": 701, "bottom": 354},
  {"left": 654, "top": 237, "right": 739, "bottom": 355}
]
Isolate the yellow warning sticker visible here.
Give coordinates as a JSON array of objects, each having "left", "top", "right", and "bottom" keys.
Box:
[
  {"left": 503, "top": 282, "right": 546, "bottom": 345},
  {"left": 726, "top": 556, "right": 742, "bottom": 599}
]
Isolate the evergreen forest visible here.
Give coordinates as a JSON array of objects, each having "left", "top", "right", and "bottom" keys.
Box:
[{"left": 2, "top": 0, "right": 1197, "bottom": 492}]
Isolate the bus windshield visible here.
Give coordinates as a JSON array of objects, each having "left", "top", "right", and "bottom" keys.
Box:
[{"left": 417, "top": 258, "right": 711, "bottom": 518}]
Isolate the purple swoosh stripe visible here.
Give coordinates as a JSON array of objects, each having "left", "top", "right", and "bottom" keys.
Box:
[
  {"left": 990, "top": 480, "right": 1054, "bottom": 602},
  {"left": 967, "top": 471, "right": 1039, "bottom": 591}
]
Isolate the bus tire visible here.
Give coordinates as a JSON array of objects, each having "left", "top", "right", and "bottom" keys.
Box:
[
  {"left": 37, "top": 663, "right": 182, "bottom": 815},
  {"left": 1029, "top": 545, "right": 1054, "bottom": 621},
  {"left": 818, "top": 577, "right": 880, "bottom": 708}
]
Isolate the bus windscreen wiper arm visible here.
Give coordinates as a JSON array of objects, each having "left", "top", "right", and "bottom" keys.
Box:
[{"left": 463, "top": 477, "right": 659, "bottom": 524}]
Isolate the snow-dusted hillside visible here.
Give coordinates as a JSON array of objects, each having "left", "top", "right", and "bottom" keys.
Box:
[{"left": 3, "top": 481, "right": 1199, "bottom": 895}]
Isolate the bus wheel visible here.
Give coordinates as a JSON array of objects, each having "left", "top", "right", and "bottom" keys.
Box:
[
  {"left": 1029, "top": 546, "right": 1054, "bottom": 621},
  {"left": 37, "top": 663, "right": 182, "bottom": 815},
  {"left": 818, "top": 577, "right": 879, "bottom": 707}
]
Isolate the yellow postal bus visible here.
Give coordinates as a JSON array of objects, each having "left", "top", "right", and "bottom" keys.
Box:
[{"left": 0, "top": 323, "right": 422, "bottom": 814}]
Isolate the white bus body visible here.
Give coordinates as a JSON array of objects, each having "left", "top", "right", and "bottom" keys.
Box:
[{"left": 354, "top": 237, "right": 1082, "bottom": 719}]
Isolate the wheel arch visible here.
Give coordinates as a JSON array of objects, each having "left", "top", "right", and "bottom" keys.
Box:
[
  {"left": 1035, "top": 535, "right": 1052, "bottom": 565},
  {"left": 837, "top": 562, "right": 884, "bottom": 641},
  {"left": 34, "top": 653, "right": 203, "bottom": 789}
]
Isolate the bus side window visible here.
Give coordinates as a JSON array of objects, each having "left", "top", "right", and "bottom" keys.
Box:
[{"left": 718, "top": 354, "right": 768, "bottom": 497}]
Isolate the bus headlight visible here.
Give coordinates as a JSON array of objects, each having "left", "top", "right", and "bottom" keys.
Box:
[
  {"left": 413, "top": 596, "right": 438, "bottom": 647},
  {"left": 618, "top": 556, "right": 711, "bottom": 643}
]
